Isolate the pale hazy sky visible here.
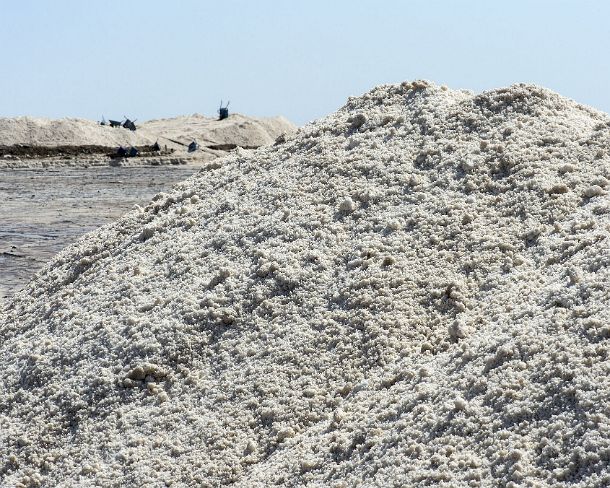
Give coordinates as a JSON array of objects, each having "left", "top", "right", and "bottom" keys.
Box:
[{"left": 2, "top": 0, "right": 609, "bottom": 125}]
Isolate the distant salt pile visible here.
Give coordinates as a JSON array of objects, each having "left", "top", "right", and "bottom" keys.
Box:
[
  {"left": 1, "top": 81, "right": 609, "bottom": 486},
  {"left": 0, "top": 114, "right": 295, "bottom": 164},
  {"left": 0, "top": 116, "right": 155, "bottom": 147},
  {"left": 140, "top": 113, "right": 296, "bottom": 149}
]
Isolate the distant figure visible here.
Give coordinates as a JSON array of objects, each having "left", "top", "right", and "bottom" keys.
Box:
[
  {"left": 152, "top": 141, "right": 160, "bottom": 152},
  {"left": 218, "top": 100, "right": 230, "bottom": 120},
  {"left": 188, "top": 141, "right": 199, "bottom": 153},
  {"left": 116, "top": 146, "right": 127, "bottom": 157}
]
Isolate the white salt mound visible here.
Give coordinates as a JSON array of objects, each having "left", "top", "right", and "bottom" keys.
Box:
[{"left": 1, "top": 81, "right": 610, "bottom": 487}]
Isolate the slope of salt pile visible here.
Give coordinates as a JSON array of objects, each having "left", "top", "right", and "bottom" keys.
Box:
[{"left": 1, "top": 81, "right": 610, "bottom": 487}]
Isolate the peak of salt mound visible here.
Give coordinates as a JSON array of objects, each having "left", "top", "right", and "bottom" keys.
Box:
[{"left": 1, "top": 81, "right": 609, "bottom": 486}]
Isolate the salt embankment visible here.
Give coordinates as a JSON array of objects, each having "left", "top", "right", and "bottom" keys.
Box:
[
  {"left": 0, "top": 114, "right": 295, "bottom": 168},
  {"left": 1, "top": 81, "right": 609, "bottom": 486}
]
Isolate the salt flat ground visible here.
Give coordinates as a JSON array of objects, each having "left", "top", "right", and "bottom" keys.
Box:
[{"left": 0, "top": 166, "right": 199, "bottom": 303}]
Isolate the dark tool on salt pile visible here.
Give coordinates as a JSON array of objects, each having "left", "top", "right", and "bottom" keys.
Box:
[
  {"left": 123, "top": 117, "right": 137, "bottom": 131},
  {"left": 109, "top": 119, "right": 123, "bottom": 128},
  {"left": 218, "top": 100, "right": 230, "bottom": 120}
]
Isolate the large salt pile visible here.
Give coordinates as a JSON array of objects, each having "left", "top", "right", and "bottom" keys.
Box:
[{"left": 1, "top": 81, "right": 609, "bottom": 487}]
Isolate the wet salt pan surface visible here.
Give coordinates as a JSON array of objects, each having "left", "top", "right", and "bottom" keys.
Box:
[{"left": 0, "top": 166, "right": 198, "bottom": 302}]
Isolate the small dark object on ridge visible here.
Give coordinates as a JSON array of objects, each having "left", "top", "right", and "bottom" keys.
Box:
[
  {"left": 188, "top": 141, "right": 199, "bottom": 153},
  {"left": 115, "top": 146, "right": 138, "bottom": 158},
  {"left": 109, "top": 119, "right": 122, "bottom": 128},
  {"left": 152, "top": 141, "right": 160, "bottom": 151},
  {"left": 218, "top": 100, "right": 230, "bottom": 120},
  {"left": 123, "top": 117, "right": 137, "bottom": 131}
]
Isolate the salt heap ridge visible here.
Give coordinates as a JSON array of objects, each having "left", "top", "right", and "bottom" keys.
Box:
[{"left": 1, "top": 81, "right": 609, "bottom": 487}]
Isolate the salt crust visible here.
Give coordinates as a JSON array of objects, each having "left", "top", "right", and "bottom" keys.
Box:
[{"left": 1, "top": 81, "right": 610, "bottom": 487}]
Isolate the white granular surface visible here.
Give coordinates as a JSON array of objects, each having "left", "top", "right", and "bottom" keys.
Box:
[{"left": 1, "top": 81, "right": 610, "bottom": 487}]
